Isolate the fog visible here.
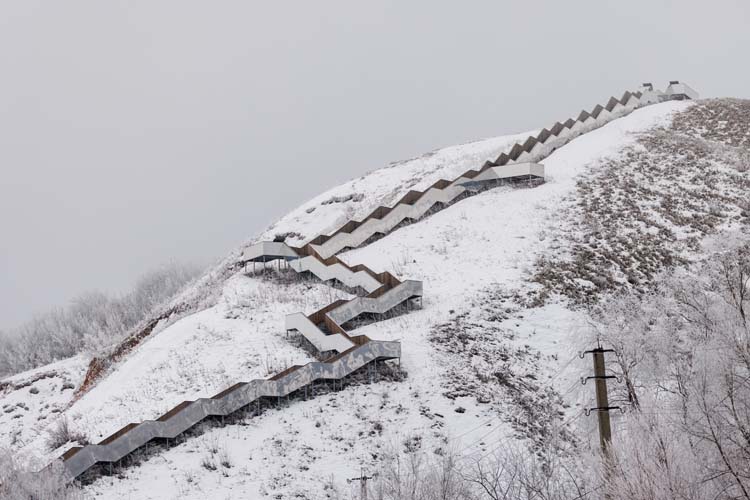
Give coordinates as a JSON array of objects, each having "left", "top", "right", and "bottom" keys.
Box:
[{"left": 1, "top": 0, "right": 748, "bottom": 329}]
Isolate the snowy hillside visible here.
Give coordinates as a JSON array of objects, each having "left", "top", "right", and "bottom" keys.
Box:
[
  {"left": 4, "top": 126, "right": 536, "bottom": 464},
  {"left": 0, "top": 356, "right": 87, "bottom": 456},
  {"left": 4, "top": 93, "right": 750, "bottom": 500},
  {"left": 58, "top": 128, "right": 539, "bottom": 400},
  {"left": 79, "top": 100, "right": 689, "bottom": 500}
]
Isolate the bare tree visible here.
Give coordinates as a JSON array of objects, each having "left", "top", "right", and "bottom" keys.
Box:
[
  {"left": 371, "top": 439, "right": 469, "bottom": 500},
  {"left": 465, "top": 443, "right": 590, "bottom": 500}
]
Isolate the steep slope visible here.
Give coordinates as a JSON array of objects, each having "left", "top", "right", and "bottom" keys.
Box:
[
  {"left": 61, "top": 276, "right": 349, "bottom": 446},
  {"left": 50, "top": 86, "right": 659, "bottom": 483},
  {"left": 70, "top": 87, "right": 649, "bottom": 401},
  {"left": 70, "top": 99, "right": 692, "bottom": 498},
  {"left": 1, "top": 84, "right": 726, "bottom": 499},
  {"left": 7, "top": 125, "right": 536, "bottom": 469},
  {"left": 68, "top": 130, "right": 539, "bottom": 401}
]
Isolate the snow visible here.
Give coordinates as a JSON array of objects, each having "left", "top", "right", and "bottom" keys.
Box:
[
  {"left": 257, "top": 131, "right": 536, "bottom": 246},
  {"left": 341, "top": 101, "right": 690, "bottom": 312},
  {"left": 0, "top": 355, "right": 87, "bottom": 459},
  {"left": 78, "top": 102, "right": 690, "bottom": 498},
  {"left": 1, "top": 99, "right": 691, "bottom": 498},
  {"left": 7, "top": 273, "right": 353, "bottom": 463}
]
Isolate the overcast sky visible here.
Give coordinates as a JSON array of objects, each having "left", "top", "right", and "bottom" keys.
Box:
[{"left": 1, "top": 0, "right": 748, "bottom": 330}]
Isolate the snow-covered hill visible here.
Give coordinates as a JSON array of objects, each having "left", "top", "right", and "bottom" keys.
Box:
[
  {"left": 2, "top": 123, "right": 538, "bottom": 467},
  {"left": 4, "top": 93, "right": 749, "bottom": 500}
]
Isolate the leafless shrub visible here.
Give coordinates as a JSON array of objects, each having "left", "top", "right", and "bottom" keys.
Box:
[
  {"left": 202, "top": 434, "right": 220, "bottom": 455},
  {"left": 371, "top": 440, "right": 470, "bottom": 500},
  {"left": 200, "top": 454, "right": 217, "bottom": 471},
  {"left": 200, "top": 435, "right": 231, "bottom": 472},
  {"left": 465, "top": 443, "right": 591, "bottom": 500},
  {"left": 45, "top": 417, "right": 88, "bottom": 451},
  {"left": 218, "top": 447, "right": 233, "bottom": 469}
]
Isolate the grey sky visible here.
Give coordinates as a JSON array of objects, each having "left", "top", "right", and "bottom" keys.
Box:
[{"left": 1, "top": 0, "right": 748, "bottom": 330}]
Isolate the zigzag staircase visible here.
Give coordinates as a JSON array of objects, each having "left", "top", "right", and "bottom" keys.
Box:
[
  {"left": 306, "top": 90, "right": 651, "bottom": 259},
  {"left": 52, "top": 85, "right": 672, "bottom": 482}
]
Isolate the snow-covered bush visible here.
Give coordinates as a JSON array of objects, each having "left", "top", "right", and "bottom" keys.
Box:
[
  {"left": 0, "top": 450, "right": 82, "bottom": 500},
  {"left": 591, "top": 242, "right": 750, "bottom": 499}
]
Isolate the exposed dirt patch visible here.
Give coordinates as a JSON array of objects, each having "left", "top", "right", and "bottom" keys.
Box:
[{"left": 673, "top": 98, "right": 750, "bottom": 148}]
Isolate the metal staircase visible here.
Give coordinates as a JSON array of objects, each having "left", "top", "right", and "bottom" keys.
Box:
[
  {"left": 51, "top": 84, "right": 685, "bottom": 482},
  {"left": 60, "top": 340, "right": 400, "bottom": 480}
]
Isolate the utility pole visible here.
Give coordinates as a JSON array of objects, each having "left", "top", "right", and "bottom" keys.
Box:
[
  {"left": 347, "top": 469, "right": 374, "bottom": 500},
  {"left": 580, "top": 343, "right": 620, "bottom": 453},
  {"left": 581, "top": 343, "right": 621, "bottom": 500}
]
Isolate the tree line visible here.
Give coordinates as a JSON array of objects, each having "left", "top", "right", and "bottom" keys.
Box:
[{"left": 0, "top": 262, "right": 202, "bottom": 378}]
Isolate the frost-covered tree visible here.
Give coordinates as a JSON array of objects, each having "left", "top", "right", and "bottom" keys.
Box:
[
  {"left": 0, "top": 450, "right": 83, "bottom": 500},
  {"left": 0, "top": 262, "right": 202, "bottom": 377},
  {"left": 593, "top": 243, "right": 750, "bottom": 499}
]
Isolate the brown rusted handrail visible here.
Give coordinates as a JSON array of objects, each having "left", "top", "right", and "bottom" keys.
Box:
[
  {"left": 294, "top": 247, "right": 390, "bottom": 285},
  {"left": 307, "top": 299, "right": 350, "bottom": 326},
  {"left": 269, "top": 364, "right": 304, "bottom": 381},
  {"left": 157, "top": 401, "right": 193, "bottom": 422},
  {"left": 211, "top": 382, "right": 247, "bottom": 400},
  {"left": 98, "top": 423, "right": 140, "bottom": 445},
  {"left": 299, "top": 91, "right": 641, "bottom": 249},
  {"left": 62, "top": 446, "right": 83, "bottom": 460},
  {"left": 323, "top": 344, "right": 361, "bottom": 364}
]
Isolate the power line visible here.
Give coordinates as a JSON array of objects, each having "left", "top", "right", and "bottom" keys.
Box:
[
  {"left": 453, "top": 351, "right": 582, "bottom": 443},
  {"left": 580, "top": 346, "right": 618, "bottom": 452},
  {"left": 455, "top": 350, "right": 593, "bottom": 462},
  {"left": 467, "top": 409, "right": 587, "bottom": 464},
  {"left": 459, "top": 393, "right": 594, "bottom": 460}
]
